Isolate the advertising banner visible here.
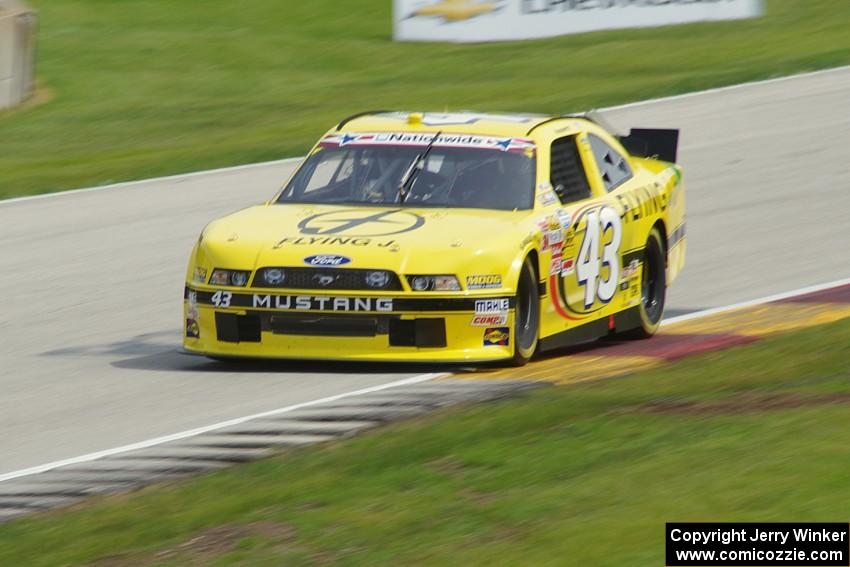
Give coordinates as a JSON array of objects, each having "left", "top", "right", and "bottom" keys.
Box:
[{"left": 393, "top": 0, "right": 763, "bottom": 43}]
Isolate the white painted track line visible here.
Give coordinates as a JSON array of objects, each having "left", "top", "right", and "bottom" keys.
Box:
[
  {"left": 3, "top": 276, "right": 849, "bottom": 485},
  {"left": 662, "top": 277, "right": 850, "bottom": 326},
  {"left": 0, "top": 157, "right": 303, "bottom": 206},
  {"left": 0, "top": 372, "right": 446, "bottom": 484}
]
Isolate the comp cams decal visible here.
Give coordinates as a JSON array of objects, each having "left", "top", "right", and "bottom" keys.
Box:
[{"left": 471, "top": 314, "right": 508, "bottom": 327}]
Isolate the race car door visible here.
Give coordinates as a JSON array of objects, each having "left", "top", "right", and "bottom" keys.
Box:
[{"left": 549, "top": 132, "right": 630, "bottom": 326}]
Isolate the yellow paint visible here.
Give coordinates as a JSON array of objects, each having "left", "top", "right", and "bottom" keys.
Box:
[
  {"left": 457, "top": 296, "right": 850, "bottom": 384},
  {"left": 667, "top": 303, "right": 850, "bottom": 337},
  {"left": 184, "top": 111, "right": 685, "bottom": 362},
  {"left": 461, "top": 354, "right": 660, "bottom": 384},
  {"left": 412, "top": 0, "right": 500, "bottom": 22}
]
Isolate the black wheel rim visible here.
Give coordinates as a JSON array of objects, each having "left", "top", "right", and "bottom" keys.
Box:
[{"left": 641, "top": 241, "right": 664, "bottom": 324}]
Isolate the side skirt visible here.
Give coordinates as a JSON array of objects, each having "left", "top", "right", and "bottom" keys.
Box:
[{"left": 538, "top": 306, "right": 642, "bottom": 352}]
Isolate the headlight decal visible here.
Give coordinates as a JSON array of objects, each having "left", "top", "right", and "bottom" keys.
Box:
[
  {"left": 406, "top": 275, "right": 461, "bottom": 291},
  {"left": 209, "top": 269, "right": 251, "bottom": 287}
]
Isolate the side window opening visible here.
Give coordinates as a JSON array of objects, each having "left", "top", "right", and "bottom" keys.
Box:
[
  {"left": 589, "top": 134, "right": 632, "bottom": 192},
  {"left": 550, "top": 136, "right": 592, "bottom": 204}
]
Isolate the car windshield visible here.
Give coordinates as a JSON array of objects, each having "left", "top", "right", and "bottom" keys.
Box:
[{"left": 276, "top": 133, "right": 536, "bottom": 211}]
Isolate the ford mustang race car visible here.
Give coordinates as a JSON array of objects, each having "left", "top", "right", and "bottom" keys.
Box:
[{"left": 184, "top": 111, "right": 685, "bottom": 365}]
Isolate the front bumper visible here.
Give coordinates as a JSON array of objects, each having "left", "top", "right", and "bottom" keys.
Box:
[{"left": 183, "top": 286, "right": 515, "bottom": 362}]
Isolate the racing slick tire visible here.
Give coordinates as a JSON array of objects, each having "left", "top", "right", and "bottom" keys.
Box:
[
  {"left": 511, "top": 258, "right": 540, "bottom": 366},
  {"left": 623, "top": 227, "right": 666, "bottom": 339}
]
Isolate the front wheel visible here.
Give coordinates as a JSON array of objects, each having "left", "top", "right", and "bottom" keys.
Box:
[
  {"left": 511, "top": 258, "right": 540, "bottom": 366},
  {"left": 624, "top": 227, "right": 666, "bottom": 339}
]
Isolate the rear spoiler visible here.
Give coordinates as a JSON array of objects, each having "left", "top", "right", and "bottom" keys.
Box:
[{"left": 617, "top": 128, "right": 679, "bottom": 163}]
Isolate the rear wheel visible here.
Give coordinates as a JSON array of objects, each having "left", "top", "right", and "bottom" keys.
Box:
[
  {"left": 624, "top": 227, "right": 666, "bottom": 339},
  {"left": 511, "top": 258, "right": 540, "bottom": 366}
]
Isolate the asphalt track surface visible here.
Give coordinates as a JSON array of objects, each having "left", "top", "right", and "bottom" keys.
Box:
[{"left": 2, "top": 68, "right": 850, "bottom": 476}]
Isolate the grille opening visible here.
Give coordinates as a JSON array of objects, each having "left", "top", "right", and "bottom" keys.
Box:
[
  {"left": 267, "top": 314, "right": 382, "bottom": 337},
  {"left": 389, "top": 318, "right": 447, "bottom": 348},
  {"left": 252, "top": 267, "right": 402, "bottom": 291},
  {"left": 215, "top": 312, "right": 261, "bottom": 343}
]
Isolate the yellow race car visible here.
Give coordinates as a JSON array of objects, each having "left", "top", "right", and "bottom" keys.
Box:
[{"left": 183, "top": 111, "right": 685, "bottom": 365}]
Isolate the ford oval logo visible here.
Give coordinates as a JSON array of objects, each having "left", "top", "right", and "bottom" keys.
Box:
[{"left": 304, "top": 254, "right": 351, "bottom": 267}]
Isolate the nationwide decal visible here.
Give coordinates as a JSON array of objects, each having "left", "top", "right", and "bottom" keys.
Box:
[
  {"left": 471, "top": 313, "right": 508, "bottom": 327},
  {"left": 483, "top": 326, "right": 510, "bottom": 346},
  {"left": 466, "top": 274, "right": 502, "bottom": 289},
  {"left": 475, "top": 298, "right": 510, "bottom": 314},
  {"left": 321, "top": 132, "right": 535, "bottom": 153},
  {"left": 408, "top": 0, "right": 502, "bottom": 22},
  {"left": 251, "top": 294, "right": 393, "bottom": 312}
]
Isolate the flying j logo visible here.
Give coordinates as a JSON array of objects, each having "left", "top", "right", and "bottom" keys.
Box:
[{"left": 298, "top": 210, "right": 425, "bottom": 237}]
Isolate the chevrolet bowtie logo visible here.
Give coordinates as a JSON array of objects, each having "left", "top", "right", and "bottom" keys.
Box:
[{"left": 409, "top": 0, "right": 501, "bottom": 22}]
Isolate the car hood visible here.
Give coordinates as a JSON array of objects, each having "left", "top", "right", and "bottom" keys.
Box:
[{"left": 196, "top": 204, "right": 534, "bottom": 277}]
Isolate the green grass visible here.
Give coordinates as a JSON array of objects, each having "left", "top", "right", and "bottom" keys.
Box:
[
  {"left": 2, "top": 319, "right": 849, "bottom": 566},
  {"left": 2, "top": 0, "right": 850, "bottom": 198}
]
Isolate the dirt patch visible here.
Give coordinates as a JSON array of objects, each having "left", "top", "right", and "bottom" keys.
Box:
[
  {"left": 0, "top": 81, "right": 52, "bottom": 118},
  {"left": 458, "top": 487, "right": 499, "bottom": 507},
  {"left": 622, "top": 392, "right": 850, "bottom": 416},
  {"left": 427, "top": 456, "right": 470, "bottom": 479},
  {"left": 90, "top": 520, "right": 297, "bottom": 567}
]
